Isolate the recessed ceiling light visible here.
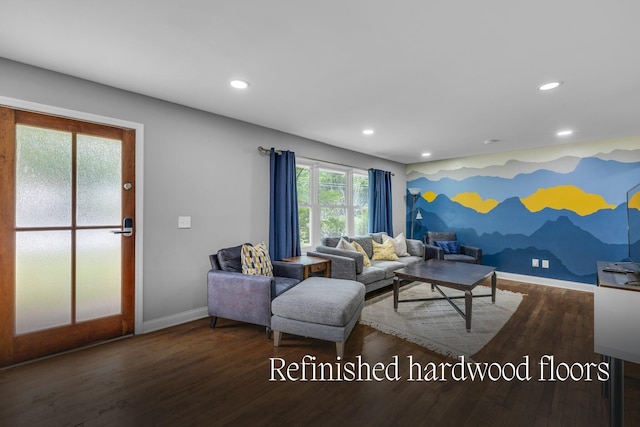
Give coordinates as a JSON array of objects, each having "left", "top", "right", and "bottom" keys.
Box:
[
  {"left": 421, "top": 152, "right": 431, "bottom": 157},
  {"left": 538, "top": 81, "right": 562, "bottom": 91},
  {"left": 484, "top": 139, "right": 500, "bottom": 145},
  {"left": 230, "top": 79, "right": 250, "bottom": 89},
  {"left": 556, "top": 130, "right": 573, "bottom": 136},
  {"left": 362, "top": 129, "right": 375, "bottom": 135}
]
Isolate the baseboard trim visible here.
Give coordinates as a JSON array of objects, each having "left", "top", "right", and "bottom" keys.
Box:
[
  {"left": 497, "top": 271, "right": 595, "bottom": 293},
  {"left": 142, "top": 307, "right": 209, "bottom": 334},
  {"left": 139, "top": 272, "right": 594, "bottom": 334}
]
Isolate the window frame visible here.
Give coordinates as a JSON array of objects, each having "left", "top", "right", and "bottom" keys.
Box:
[{"left": 296, "top": 158, "right": 368, "bottom": 252}]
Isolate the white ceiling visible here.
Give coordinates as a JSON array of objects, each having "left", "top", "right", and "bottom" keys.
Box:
[{"left": 1, "top": 1, "right": 639, "bottom": 164}]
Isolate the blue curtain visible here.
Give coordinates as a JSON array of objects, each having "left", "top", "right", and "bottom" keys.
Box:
[
  {"left": 368, "top": 168, "right": 394, "bottom": 235},
  {"left": 269, "top": 148, "right": 301, "bottom": 260}
]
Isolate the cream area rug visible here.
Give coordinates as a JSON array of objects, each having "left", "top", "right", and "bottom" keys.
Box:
[{"left": 360, "top": 282, "right": 524, "bottom": 359}]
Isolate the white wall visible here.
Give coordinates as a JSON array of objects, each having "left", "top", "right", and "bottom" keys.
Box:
[{"left": 0, "top": 58, "right": 406, "bottom": 329}]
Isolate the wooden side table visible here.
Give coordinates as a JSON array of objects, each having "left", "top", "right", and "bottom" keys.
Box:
[{"left": 281, "top": 255, "right": 331, "bottom": 279}]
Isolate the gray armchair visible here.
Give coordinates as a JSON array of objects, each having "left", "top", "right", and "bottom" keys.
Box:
[
  {"left": 424, "top": 231, "right": 482, "bottom": 264},
  {"left": 207, "top": 244, "right": 304, "bottom": 336}
]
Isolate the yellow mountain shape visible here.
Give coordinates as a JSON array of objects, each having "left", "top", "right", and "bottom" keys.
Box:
[
  {"left": 521, "top": 185, "right": 616, "bottom": 216},
  {"left": 451, "top": 192, "right": 499, "bottom": 213},
  {"left": 421, "top": 191, "right": 438, "bottom": 202},
  {"left": 630, "top": 191, "right": 640, "bottom": 211}
]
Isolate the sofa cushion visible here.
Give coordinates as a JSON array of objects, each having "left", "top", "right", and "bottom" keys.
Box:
[
  {"left": 445, "top": 253, "right": 477, "bottom": 263},
  {"left": 349, "top": 236, "right": 373, "bottom": 259},
  {"left": 395, "top": 255, "right": 424, "bottom": 267},
  {"left": 371, "top": 239, "right": 399, "bottom": 261},
  {"left": 322, "top": 236, "right": 347, "bottom": 248},
  {"left": 427, "top": 231, "right": 457, "bottom": 246},
  {"left": 370, "top": 259, "right": 406, "bottom": 278},
  {"left": 355, "top": 266, "right": 386, "bottom": 285},
  {"left": 369, "top": 232, "right": 387, "bottom": 244},
  {"left": 217, "top": 244, "right": 245, "bottom": 272},
  {"left": 351, "top": 241, "right": 372, "bottom": 267},
  {"left": 241, "top": 242, "right": 274, "bottom": 276}
]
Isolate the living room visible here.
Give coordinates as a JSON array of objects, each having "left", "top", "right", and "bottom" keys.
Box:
[{"left": 1, "top": 2, "right": 640, "bottom": 426}]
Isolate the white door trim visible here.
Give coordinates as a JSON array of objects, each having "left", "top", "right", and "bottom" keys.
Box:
[{"left": 0, "top": 96, "right": 145, "bottom": 334}]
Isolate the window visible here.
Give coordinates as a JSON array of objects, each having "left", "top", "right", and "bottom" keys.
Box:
[{"left": 296, "top": 160, "right": 369, "bottom": 251}]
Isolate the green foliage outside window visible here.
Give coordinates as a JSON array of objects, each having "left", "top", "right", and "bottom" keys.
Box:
[
  {"left": 353, "top": 175, "right": 369, "bottom": 235},
  {"left": 296, "top": 167, "right": 311, "bottom": 245},
  {"left": 296, "top": 165, "right": 368, "bottom": 246},
  {"left": 319, "top": 170, "right": 346, "bottom": 238}
]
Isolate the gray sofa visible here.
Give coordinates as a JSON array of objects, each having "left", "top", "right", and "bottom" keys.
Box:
[
  {"left": 307, "top": 232, "right": 426, "bottom": 293},
  {"left": 207, "top": 243, "right": 304, "bottom": 336}
]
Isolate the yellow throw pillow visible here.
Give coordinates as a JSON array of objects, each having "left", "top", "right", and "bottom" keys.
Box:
[
  {"left": 241, "top": 242, "right": 274, "bottom": 276},
  {"left": 352, "top": 240, "right": 372, "bottom": 267},
  {"left": 371, "top": 239, "right": 399, "bottom": 261},
  {"left": 382, "top": 232, "right": 410, "bottom": 257}
]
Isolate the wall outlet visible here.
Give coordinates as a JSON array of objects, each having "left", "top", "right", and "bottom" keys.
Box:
[
  {"left": 542, "top": 259, "right": 550, "bottom": 269},
  {"left": 532, "top": 258, "right": 540, "bottom": 268},
  {"left": 178, "top": 216, "right": 191, "bottom": 229}
]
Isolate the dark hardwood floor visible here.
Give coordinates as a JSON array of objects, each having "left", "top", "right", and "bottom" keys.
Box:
[{"left": 1, "top": 280, "right": 638, "bottom": 426}]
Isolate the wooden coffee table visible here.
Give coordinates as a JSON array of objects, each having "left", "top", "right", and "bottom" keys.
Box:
[{"left": 393, "top": 259, "right": 496, "bottom": 332}]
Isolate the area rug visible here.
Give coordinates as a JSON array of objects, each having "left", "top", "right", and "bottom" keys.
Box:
[{"left": 360, "top": 282, "right": 524, "bottom": 359}]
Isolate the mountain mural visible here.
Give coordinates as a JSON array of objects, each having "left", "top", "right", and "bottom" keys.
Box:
[{"left": 407, "top": 153, "right": 640, "bottom": 285}]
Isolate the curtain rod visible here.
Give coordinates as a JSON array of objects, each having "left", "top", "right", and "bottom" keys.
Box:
[{"left": 257, "top": 146, "right": 394, "bottom": 176}]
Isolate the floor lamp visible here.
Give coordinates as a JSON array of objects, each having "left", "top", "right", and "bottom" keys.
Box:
[{"left": 408, "top": 188, "right": 421, "bottom": 239}]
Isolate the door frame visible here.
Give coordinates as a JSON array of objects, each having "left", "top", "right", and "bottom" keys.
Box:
[{"left": 0, "top": 96, "right": 145, "bottom": 335}]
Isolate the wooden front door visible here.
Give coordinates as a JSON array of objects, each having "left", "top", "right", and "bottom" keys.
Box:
[{"left": 0, "top": 107, "right": 136, "bottom": 367}]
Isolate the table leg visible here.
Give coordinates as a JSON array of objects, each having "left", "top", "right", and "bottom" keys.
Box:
[
  {"left": 601, "top": 355, "right": 609, "bottom": 398},
  {"left": 393, "top": 277, "right": 399, "bottom": 310},
  {"left": 465, "top": 290, "right": 472, "bottom": 332},
  {"left": 491, "top": 272, "right": 496, "bottom": 303},
  {"left": 610, "top": 357, "right": 624, "bottom": 427}
]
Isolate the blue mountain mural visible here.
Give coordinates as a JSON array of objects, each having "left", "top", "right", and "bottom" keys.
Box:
[
  {"left": 483, "top": 248, "right": 597, "bottom": 284},
  {"left": 413, "top": 194, "right": 628, "bottom": 245},
  {"left": 408, "top": 157, "right": 640, "bottom": 205},
  {"left": 407, "top": 154, "right": 640, "bottom": 285},
  {"left": 412, "top": 203, "right": 627, "bottom": 283}
]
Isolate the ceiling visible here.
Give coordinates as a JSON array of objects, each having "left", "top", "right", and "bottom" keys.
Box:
[{"left": 1, "top": 1, "right": 639, "bottom": 164}]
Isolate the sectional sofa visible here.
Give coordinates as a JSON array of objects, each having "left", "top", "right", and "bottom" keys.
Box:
[{"left": 307, "top": 232, "right": 426, "bottom": 293}]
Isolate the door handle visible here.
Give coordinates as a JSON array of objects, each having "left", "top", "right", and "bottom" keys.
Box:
[{"left": 112, "top": 217, "right": 133, "bottom": 237}]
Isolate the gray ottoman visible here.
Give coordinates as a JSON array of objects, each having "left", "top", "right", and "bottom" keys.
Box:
[{"left": 271, "top": 277, "right": 365, "bottom": 359}]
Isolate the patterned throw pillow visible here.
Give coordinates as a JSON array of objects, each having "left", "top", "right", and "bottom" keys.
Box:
[
  {"left": 382, "top": 232, "right": 410, "bottom": 257},
  {"left": 352, "top": 241, "right": 372, "bottom": 267},
  {"left": 371, "top": 239, "right": 399, "bottom": 261},
  {"left": 434, "top": 240, "right": 461, "bottom": 254},
  {"left": 241, "top": 242, "right": 274, "bottom": 276}
]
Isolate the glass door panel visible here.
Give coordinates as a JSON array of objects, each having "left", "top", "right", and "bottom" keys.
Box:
[
  {"left": 15, "top": 125, "right": 72, "bottom": 227},
  {"left": 76, "top": 229, "right": 121, "bottom": 322},
  {"left": 15, "top": 231, "right": 72, "bottom": 335},
  {"left": 77, "top": 135, "right": 122, "bottom": 226}
]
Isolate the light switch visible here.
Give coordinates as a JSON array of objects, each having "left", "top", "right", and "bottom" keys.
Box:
[{"left": 178, "top": 216, "right": 191, "bottom": 229}]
